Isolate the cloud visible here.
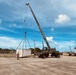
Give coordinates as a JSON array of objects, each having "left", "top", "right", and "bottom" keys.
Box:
[
  {"left": 0, "top": 0, "right": 76, "bottom": 28},
  {"left": 55, "top": 14, "right": 71, "bottom": 24},
  {"left": 0, "top": 35, "right": 74, "bottom": 52},
  {"left": 51, "top": 28, "right": 54, "bottom": 31},
  {"left": 46, "top": 36, "right": 76, "bottom": 52},
  {"left": 32, "top": 38, "right": 76, "bottom": 52},
  {"left": 56, "top": 40, "right": 76, "bottom": 52},
  {"left": 46, "top": 36, "right": 57, "bottom": 45},
  {"left": 46, "top": 36, "right": 54, "bottom": 42},
  {"left": 0, "top": 36, "right": 42, "bottom": 49},
  {"left": 0, "top": 27, "right": 17, "bottom": 33},
  {"left": 9, "top": 24, "right": 24, "bottom": 28},
  {"left": 54, "top": 42, "right": 57, "bottom": 45},
  {"left": 0, "top": 36, "right": 20, "bottom": 48},
  {"left": 0, "top": 19, "right": 2, "bottom": 24},
  {"left": 0, "top": 36, "right": 34, "bottom": 49}
]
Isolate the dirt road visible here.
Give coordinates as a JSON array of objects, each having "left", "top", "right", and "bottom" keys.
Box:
[{"left": 0, "top": 56, "right": 76, "bottom": 75}]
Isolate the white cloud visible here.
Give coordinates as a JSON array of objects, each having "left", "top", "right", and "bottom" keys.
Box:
[
  {"left": 56, "top": 40, "right": 76, "bottom": 52},
  {"left": 0, "top": 36, "right": 20, "bottom": 48},
  {"left": 51, "top": 28, "right": 54, "bottom": 31},
  {"left": 9, "top": 24, "right": 24, "bottom": 28},
  {"left": 0, "top": 19, "right": 1, "bottom": 23},
  {"left": 24, "top": 39, "right": 76, "bottom": 52},
  {"left": 46, "top": 37, "right": 75, "bottom": 52},
  {"left": 1, "top": 35, "right": 73, "bottom": 52},
  {"left": 46, "top": 36, "right": 58, "bottom": 45},
  {"left": 0, "top": 27, "right": 17, "bottom": 33},
  {"left": 0, "top": 36, "right": 43, "bottom": 49},
  {"left": 54, "top": 42, "right": 57, "bottom": 45},
  {"left": 0, "top": 0, "right": 76, "bottom": 27},
  {"left": 46, "top": 36, "right": 54, "bottom": 42},
  {"left": 55, "top": 14, "right": 71, "bottom": 24}
]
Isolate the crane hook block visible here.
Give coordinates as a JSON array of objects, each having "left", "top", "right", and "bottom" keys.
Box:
[
  {"left": 25, "top": 32, "right": 26, "bottom": 34},
  {"left": 26, "top": 3, "right": 29, "bottom": 6}
]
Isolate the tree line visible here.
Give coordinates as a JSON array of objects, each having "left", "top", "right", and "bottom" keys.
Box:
[
  {"left": 0, "top": 47, "right": 58, "bottom": 54},
  {"left": 0, "top": 48, "right": 16, "bottom": 54}
]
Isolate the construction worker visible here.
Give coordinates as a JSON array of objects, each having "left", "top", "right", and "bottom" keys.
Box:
[{"left": 17, "top": 52, "right": 19, "bottom": 60}]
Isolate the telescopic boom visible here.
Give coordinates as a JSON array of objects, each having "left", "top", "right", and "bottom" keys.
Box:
[{"left": 26, "top": 3, "right": 51, "bottom": 50}]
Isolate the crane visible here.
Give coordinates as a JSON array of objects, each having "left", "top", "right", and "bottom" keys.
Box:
[
  {"left": 26, "top": 3, "right": 51, "bottom": 51},
  {"left": 26, "top": 3, "right": 60, "bottom": 58}
]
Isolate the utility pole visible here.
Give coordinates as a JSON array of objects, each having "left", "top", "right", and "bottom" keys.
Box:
[
  {"left": 69, "top": 45, "right": 71, "bottom": 52},
  {"left": 42, "top": 41, "right": 44, "bottom": 50},
  {"left": 74, "top": 47, "right": 76, "bottom": 52},
  {"left": 34, "top": 40, "right": 36, "bottom": 54}
]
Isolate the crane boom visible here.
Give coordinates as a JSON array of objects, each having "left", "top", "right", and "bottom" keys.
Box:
[{"left": 26, "top": 3, "right": 51, "bottom": 50}]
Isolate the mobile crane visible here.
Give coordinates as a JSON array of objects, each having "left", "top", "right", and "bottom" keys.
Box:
[{"left": 26, "top": 3, "right": 60, "bottom": 58}]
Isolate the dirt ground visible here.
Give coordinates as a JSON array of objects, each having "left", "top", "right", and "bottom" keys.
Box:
[{"left": 0, "top": 55, "right": 76, "bottom": 75}]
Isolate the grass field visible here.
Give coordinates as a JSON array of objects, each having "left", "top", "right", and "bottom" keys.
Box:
[{"left": 0, "top": 54, "right": 76, "bottom": 75}]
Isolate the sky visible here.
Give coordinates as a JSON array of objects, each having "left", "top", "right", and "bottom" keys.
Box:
[{"left": 0, "top": 0, "right": 76, "bottom": 52}]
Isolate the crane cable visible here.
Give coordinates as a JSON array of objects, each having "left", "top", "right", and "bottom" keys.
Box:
[{"left": 24, "top": 5, "right": 31, "bottom": 48}]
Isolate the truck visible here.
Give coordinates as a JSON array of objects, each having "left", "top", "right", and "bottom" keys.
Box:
[
  {"left": 68, "top": 46, "right": 76, "bottom": 56},
  {"left": 26, "top": 3, "right": 60, "bottom": 58}
]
